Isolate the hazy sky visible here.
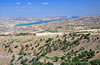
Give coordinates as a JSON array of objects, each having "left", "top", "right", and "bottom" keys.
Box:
[{"left": 0, "top": 0, "right": 100, "bottom": 17}]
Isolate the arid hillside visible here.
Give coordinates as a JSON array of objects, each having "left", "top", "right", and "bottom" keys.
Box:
[
  {"left": 0, "top": 16, "right": 100, "bottom": 34},
  {"left": 0, "top": 31, "right": 100, "bottom": 65},
  {"left": 0, "top": 16, "right": 100, "bottom": 65}
]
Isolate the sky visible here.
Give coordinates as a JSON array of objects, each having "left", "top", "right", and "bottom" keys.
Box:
[{"left": 0, "top": 0, "right": 100, "bottom": 17}]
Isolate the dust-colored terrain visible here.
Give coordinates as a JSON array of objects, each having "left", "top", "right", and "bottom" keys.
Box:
[
  {"left": 0, "top": 31, "right": 100, "bottom": 65},
  {"left": 0, "top": 15, "right": 100, "bottom": 65}
]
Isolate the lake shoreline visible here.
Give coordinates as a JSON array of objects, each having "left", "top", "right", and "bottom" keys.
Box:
[{"left": 15, "top": 16, "right": 78, "bottom": 26}]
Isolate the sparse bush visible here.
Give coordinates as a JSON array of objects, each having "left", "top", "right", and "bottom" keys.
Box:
[
  {"left": 30, "top": 44, "right": 32, "bottom": 46},
  {"left": 97, "top": 37, "right": 99, "bottom": 39},
  {"left": 61, "top": 56, "right": 65, "bottom": 60},
  {"left": 8, "top": 47, "right": 13, "bottom": 53},
  {"left": 21, "top": 58, "right": 28, "bottom": 64},
  {"left": 91, "top": 51, "right": 95, "bottom": 57},
  {"left": 18, "top": 56, "right": 23, "bottom": 60},
  {"left": 96, "top": 51, "right": 99, "bottom": 53},
  {"left": 54, "top": 46, "right": 58, "bottom": 51},
  {"left": 90, "top": 59, "right": 100, "bottom": 65},
  {"left": 23, "top": 63, "right": 28, "bottom": 65},
  {"left": 55, "top": 56, "right": 58, "bottom": 62},
  {"left": 34, "top": 33, "right": 36, "bottom": 36},
  {"left": 63, "top": 34, "right": 67, "bottom": 37},
  {"left": 41, "top": 52, "right": 46, "bottom": 56},
  {"left": 87, "top": 52, "right": 91, "bottom": 56},
  {"left": 81, "top": 58, "right": 88, "bottom": 62},
  {"left": 15, "top": 45, "right": 18, "bottom": 48},
  {"left": 72, "top": 37, "right": 74, "bottom": 39},
  {"left": 56, "top": 35, "right": 59, "bottom": 38},
  {"left": 31, "top": 47, "right": 34, "bottom": 50},
  {"left": 81, "top": 52, "right": 86, "bottom": 57},
  {"left": 36, "top": 56, "right": 41, "bottom": 61},
  {"left": 46, "top": 38, "right": 53, "bottom": 43},
  {"left": 10, "top": 63, "right": 14, "bottom": 65},
  {"left": 23, "top": 53, "right": 27, "bottom": 56},
  {"left": 21, "top": 46, "right": 24, "bottom": 50},
  {"left": 72, "top": 57, "right": 80, "bottom": 62},
  {"left": 60, "top": 62, "right": 70, "bottom": 65},
  {"left": 5, "top": 44, "right": 10, "bottom": 48},
  {"left": 25, "top": 44, "right": 29, "bottom": 48},
  {"left": 28, "top": 53, "right": 31, "bottom": 55},
  {"left": 10, "top": 54, "right": 15, "bottom": 63},
  {"left": 68, "top": 55, "right": 71, "bottom": 59}
]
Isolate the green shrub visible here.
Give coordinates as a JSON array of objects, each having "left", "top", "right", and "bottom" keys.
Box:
[
  {"left": 46, "top": 38, "right": 53, "bottom": 43},
  {"left": 15, "top": 45, "right": 18, "bottom": 48},
  {"left": 60, "top": 62, "right": 70, "bottom": 65},
  {"left": 72, "top": 57, "right": 80, "bottom": 62},
  {"left": 36, "top": 56, "right": 41, "bottom": 61},
  {"left": 21, "top": 46, "right": 24, "bottom": 50},
  {"left": 18, "top": 56, "right": 23, "bottom": 60},
  {"left": 97, "top": 37, "right": 99, "bottom": 39},
  {"left": 61, "top": 56, "right": 65, "bottom": 60},
  {"left": 10, "top": 63, "right": 14, "bottom": 65},
  {"left": 8, "top": 47, "right": 13, "bottom": 53},
  {"left": 34, "top": 33, "right": 36, "bottom": 36},
  {"left": 30, "top": 44, "right": 32, "bottom": 46},
  {"left": 81, "top": 58, "right": 88, "bottom": 62},
  {"left": 31, "top": 47, "right": 34, "bottom": 50},
  {"left": 96, "top": 51, "right": 99, "bottom": 53},
  {"left": 68, "top": 55, "right": 71, "bottom": 59},
  {"left": 90, "top": 59, "right": 100, "bottom": 65},
  {"left": 55, "top": 56, "right": 58, "bottom": 62},
  {"left": 23, "top": 63, "right": 28, "bottom": 65},
  {"left": 25, "top": 44, "right": 29, "bottom": 47},
  {"left": 10, "top": 54, "right": 15, "bottom": 63}
]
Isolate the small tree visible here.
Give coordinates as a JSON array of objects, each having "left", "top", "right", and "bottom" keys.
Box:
[
  {"left": 10, "top": 63, "right": 14, "bottom": 65},
  {"left": 82, "top": 52, "right": 86, "bottom": 57},
  {"left": 47, "top": 62, "right": 53, "bottom": 65},
  {"left": 18, "top": 56, "right": 23, "bottom": 60},
  {"left": 15, "top": 45, "right": 18, "bottom": 48},
  {"left": 21, "top": 46, "right": 24, "bottom": 50},
  {"left": 90, "top": 59, "right": 100, "bottom": 65},
  {"left": 31, "top": 47, "right": 34, "bottom": 50},
  {"left": 56, "top": 35, "right": 59, "bottom": 38},
  {"left": 97, "top": 37, "right": 99, "bottom": 39},
  {"left": 68, "top": 55, "right": 71, "bottom": 59},
  {"left": 54, "top": 46, "right": 58, "bottom": 51},
  {"left": 87, "top": 52, "right": 91, "bottom": 57},
  {"left": 34, "top": 33, "right": 36, "bottom": 36},
  {"left": 36, "top": 56, "right": 40, "bottom": 61},
  {"left": 61, "top": 56, "right": 65, "bottom": 60},
  {"left": 81, "top": 58, "right": 88, "bottom": 62},
  {"left": 30, "top": 44, "right": 32, "bottom": 46},
  {"left": 72, "top": 37, "right": 74, "bottom": 40},
  {"left": 55, "top": 56, "right": 58, "bottom": 62},
  {"left": 26, "top": 44, "right": 29, "bottom": 48},
  {"left": 72, "top": 57, "right": 80, "bottom": 62},
  {"left": 10, "top": 54, "right": 15, "bottom": 63},
  {"left": 42, "top": 52, "right": 45, "bottom": 56},
  {"left": 96, "top": 51, "right": 99, "bottom": 53},
  {"left": 91, "top": 51, "right": 95, "bottom": 57},
  {"left": 44, "top": 59, "right": 46, "bottom": 62}
]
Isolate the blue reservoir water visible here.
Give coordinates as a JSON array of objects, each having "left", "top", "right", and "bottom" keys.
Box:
[{"left": 15, "top": 16, "right": 78, "bottom": 26}]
